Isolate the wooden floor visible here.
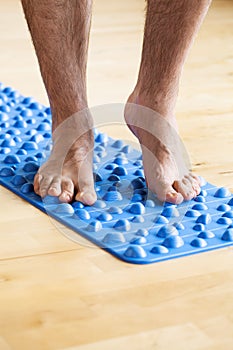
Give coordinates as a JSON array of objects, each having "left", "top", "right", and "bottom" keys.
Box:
[{"left": 0, "top": 0, "right": 233, "bottom": 349}]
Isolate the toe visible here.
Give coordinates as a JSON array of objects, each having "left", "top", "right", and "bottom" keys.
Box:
[
  {"left": 39, "top": 176, "right": 53, "bottom": 198},
  {"left": 193, "top": 182, "right": 201, "bottom": 196},
  {"left": 152, "top": 180, "right": 184, "bottom": 204},
  {"left": 48, "top": 177, "right": 62, "bottom": 197},
  {"left": 165, "top": 189, "right": 183, "bottom": 204},
  {"left": 185, "top": 174, "right": 201, "bottom": 196},
  {"left": 74, "top": 157, "right": 97, "bottom": 206},
  {"left": 191, "top": 173, "right": 201, "bottom": 186},
  {"left": 59, "top": 178, "right": 74, "bottom": 203},
  {"left": 33, "top": 173, "right": 42, "bottom": 195},
  {"left": 174, "top": 178, "right": 197, "bottom": 201},
  {"left": 75, "top": 187, "right": 97, "bottom": 206}
]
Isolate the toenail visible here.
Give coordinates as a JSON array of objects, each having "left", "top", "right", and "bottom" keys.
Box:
[
  {"left": 49, "top": 188, "right": 58, "bottom": 195},
  {"left": 168, "top": 192, "right": 176, "bottom": 197},
  {"left": 62, "top": 193, "right": 70, "bottom": 199},
  {"left": 50, "top": 187, "right": 57, "bottom": 192},
  {"left": 82, "top": 192, "right": 96, "bottom": 204}
]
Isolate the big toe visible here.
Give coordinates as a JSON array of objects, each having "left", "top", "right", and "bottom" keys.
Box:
[
  {"left": 165, "top": 189, "right": 183, "bottom": 204},
  {"left": 74, "top": 156, "right": 97, "bottom": 205},
  {"left": 153, "top": 181, "right": 184, "bottom": 204},
  {"left": 75, "top": 188, "right": 97, "bottom": 206}
]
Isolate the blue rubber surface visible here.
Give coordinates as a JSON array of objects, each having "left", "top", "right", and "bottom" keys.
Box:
[{"left": 0, "top": 82, "right": 233, "bottom": 264}]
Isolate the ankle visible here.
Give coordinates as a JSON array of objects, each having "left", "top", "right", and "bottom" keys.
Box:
[
  {"left": 51, "top": 99, "right": 88, "bottom": 131},
  {"left": 128, "top": 85, "right": 178, "bottom": 118},
  {"left": 126, "top": 89, "right": 179, "bottom": 134}
]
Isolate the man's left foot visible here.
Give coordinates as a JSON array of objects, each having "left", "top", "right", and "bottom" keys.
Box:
[{"left": 125, "top": 92, "right": 201, "bottom": 204}]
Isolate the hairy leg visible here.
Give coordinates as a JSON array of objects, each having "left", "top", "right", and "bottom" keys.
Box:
[
  {"left": 21, "top": 0, "right": 96, "bottom": 205},
  {"left": 126, "top": 0, "right": 212, "bottom": 203}
]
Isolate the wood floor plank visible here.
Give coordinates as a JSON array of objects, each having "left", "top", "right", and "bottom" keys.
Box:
[{"left": 0, "top": 248, "right": 232, "bottom": 350}]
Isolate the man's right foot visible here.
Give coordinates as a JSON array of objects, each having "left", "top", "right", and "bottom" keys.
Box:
[{"left": 34, "top": 113, "right": 97, "bottom": 206}]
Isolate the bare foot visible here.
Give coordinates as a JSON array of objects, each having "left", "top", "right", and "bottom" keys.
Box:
[
  {"left": 125, "top": 94, "right": 201, "bottom": 204},
  {"left": 34, "top": 112, "right": 97, "bottom": 206}
]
